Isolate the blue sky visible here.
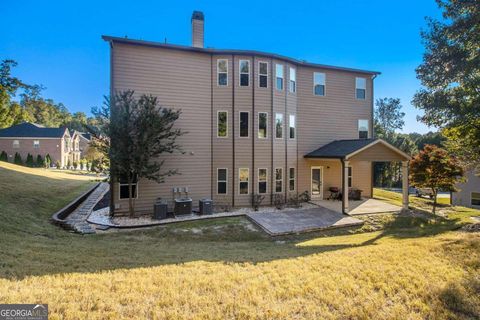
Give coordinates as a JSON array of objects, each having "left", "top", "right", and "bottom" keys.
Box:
[{"left": 1, "top": 0, "right": 442, "bottom": 133}]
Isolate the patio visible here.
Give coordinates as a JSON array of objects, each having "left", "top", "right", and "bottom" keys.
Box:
[{"left": 312, "top": 198, "right": 402, "bottom": 215}]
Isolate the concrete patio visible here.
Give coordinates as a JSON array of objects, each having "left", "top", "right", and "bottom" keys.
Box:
[
  {"left": 312, "top": 198, "right": 402, "bottom": 215},
  {"left": 246, "top": 207, "right": 363, "bottom": 236}
]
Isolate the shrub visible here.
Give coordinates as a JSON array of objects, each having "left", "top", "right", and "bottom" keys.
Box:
[
  {"left": 299, "top": 190, "right": 311, "bottom": 203},
  {"left": 67, "top": 159, "right": 72, "bottom": 169},
  {"left": 36, "top": 155, "right": 43, "bottom": 167},
  {"left": 0, "top": 151, "right": 7, "bottom": 162},
  {"left": 73, "top": 161, "right": 78, "bottom": 170},
  {"left": 273, "top": 194, "right": 285, "bottom": 210},
  {"left": 90, "top": 159, "right": 97, "bottom": 172},
  {"left": 14, "top": 152, "right": 23, "bottom": 165},
  {"left": 55, "top": 160, "right": 61, "bottom": 169},
  {"left": 43, "top": 155, "right": 51, "bottom": 169},
  {"left": 251, "top": 194, "right": 265, "bottom": 211},
  {"left": 288, "top": 194, "right": 302, "bottom": 208},
  {"left": 25, "top": 153, "right": 34, "bottom": 167}
]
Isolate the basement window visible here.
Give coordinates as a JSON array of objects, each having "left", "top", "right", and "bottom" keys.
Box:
[
  {"left": 239, "top": 168, "right": 249, "bottom": 195},
  {"left": 258, "top": 168, "right": 267, "bottom": 194},
  {"left": 217, "top": 168, "right": 228, "bottom": 195},
  {"left": 275, "top": 168, "right": 283, "bottom": 193},
  {"left": 289, "top": 167, "right": 295, "bottom": 191},
  {"left": 119, "top": 174, "right": 138, "bottom": 199}
]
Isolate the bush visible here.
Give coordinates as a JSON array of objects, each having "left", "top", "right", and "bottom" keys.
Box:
[
  {"left": 14, "top": 152, "right": 23, "bottom": 165},
  {"left": 251, "top": 194, "right": 265, "bottom": 211},
  {"left": 55, "top": 160, "right": 61, "bottom": 169},
  {"left": 288, "top": 194, "right": 302, "bottom": 208},
  {"left": 73, "top": 161, "right": 78, "bottom": 170},
  {"left": 273, "top": 194, "right": 285, "bottom": 210},
  {"left": 90, "top": 159, "right": 97, "bottom": 172},
  {"left": 25, "top": 153, "right": 34, "bottom": 167},
  {"left": 43, "top": 155, "right": 51, "bottom": 169},
  {"left": 36, "top": 155, "right": 43, "bottom": 167},
  {"left": 0, "top": 151, "right": 7, "bottom": 162},
  {"left": 67, "top": 159, "right": 72, "bottom": 169},
  {"left": 299, "top": 190, "right": 311, "bottom": 203}
]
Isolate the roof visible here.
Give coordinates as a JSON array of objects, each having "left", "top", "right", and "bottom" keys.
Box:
[
  {"left": 102, "top": 35, "right": 381, "bottom": 76},
  {"left": 0, "top": 123, "right": 68, "bottom": 138},
  {"left": 304, "top": 138, "right": 411, "bottom": 160}
]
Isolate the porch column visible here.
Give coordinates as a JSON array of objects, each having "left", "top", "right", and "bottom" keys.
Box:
[
  {"left": 402, "top": 160, "right": 409, "bottom": 210},
  {"left": 342, "top": 160, "right": 349, "bottom": 214}
]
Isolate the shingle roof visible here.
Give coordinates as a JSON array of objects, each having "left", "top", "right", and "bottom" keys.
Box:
[
  {"left": 304, "top": 139, "right": 379, "bottom": 159},
  {"left": 0, "top": 123, "right": 67, "bottom": 138}
]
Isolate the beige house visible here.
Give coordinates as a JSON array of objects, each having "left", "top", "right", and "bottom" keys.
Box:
[
  {"left": 453, "top": 170, "right": 480, "bottom": 209},
  {"left": 103, "top": 11, "right": 411, "bottom": 215}
]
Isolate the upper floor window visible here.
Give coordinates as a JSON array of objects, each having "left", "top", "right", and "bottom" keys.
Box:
[
  {"left": 239, "top": 168, "right": 249, "bottom": 195},
  {"left": 276, "top": 64, "right": 284, "bottom": 91},
  {"left": 12, "top": 140, "right": 19, "bottom": 148},
  {"left": 239, "top": 60, "right": 250, "bottom": 86},
  {"left": 33, "top": 140, "right": 40, "bottom": 148},
  {"left": 258, "top": 168, "right": 267, "bottom": 194},
  {"left": 239, "top": 111, "right": 249, "bottom": 137},
  {"left": 259, "top": 62, "right": 268, "bottom": 88},
  {"left": 314, "top": 72, "right": 326, "bottom": 96},
  {"left": 217, "top": 168, "right": 228, "bottom": 195},
  {"left": 289, "top": 67, "right": 296, "bottom": 93},
  {"left": 217, "top": 111, "right": 228, "bottom": 138},
  {"left": 358, "top": 119, "right": 369, "bottom": 139},
  {"left": 356, "top": 77, "right": 366, "bottom": 99},
  {"left": 275, "top": 113, "right": 283, "bottom": 139},
  {"left": 217, "top": 59, "right": 228, "bottom": 86},
  {"left": 258, "top": 112, "right": 268, "bottom": 139},
  {"left": 289, "top": 114, "right": 296, "bottom": 139}
]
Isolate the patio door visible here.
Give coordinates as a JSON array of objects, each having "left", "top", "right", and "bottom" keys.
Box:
[{"left": 311, "top": 166, "right": 323, "bottom": 199}]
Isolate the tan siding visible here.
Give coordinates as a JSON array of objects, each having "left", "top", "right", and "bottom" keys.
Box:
[
  {"left": 350, "top": 143, "right": 406, "bottom": 162},
  {"left": 453, "top": 170, "right": 480, "bottom": 208}
]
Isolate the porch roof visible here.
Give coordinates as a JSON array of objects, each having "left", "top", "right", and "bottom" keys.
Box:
[{"left": 304, "top": 138, "right": 411, "bottom": 161}]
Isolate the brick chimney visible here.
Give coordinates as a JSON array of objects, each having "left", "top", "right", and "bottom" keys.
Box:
[{"left": 191, "top": 11, "right": 204, "bottom": 48}]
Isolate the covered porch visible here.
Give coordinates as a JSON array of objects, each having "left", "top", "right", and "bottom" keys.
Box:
[{"left": 304, "top": 139, "right": 411, "bottom": 214}]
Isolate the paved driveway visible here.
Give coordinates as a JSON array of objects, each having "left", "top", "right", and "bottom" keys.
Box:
[{"left": 246, "top": 207, "right": 363, "bottom": 236}]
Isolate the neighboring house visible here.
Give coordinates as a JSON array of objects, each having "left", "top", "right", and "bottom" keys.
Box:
[
  {"left": 70, "top": 131, "right": 92, "bottom": 160},
  {"left": 0, "top": 122, "right": 71, "bottom": 167},
  {"left": 453, "top": 170, "right": 480, "bottom": 209},
  {"left": 103, "top": 11, "right": 411, "bottom": 215}
]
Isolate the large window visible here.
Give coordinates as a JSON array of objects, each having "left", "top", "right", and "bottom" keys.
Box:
[
  {"left": 358, "top": 119, "right": 369, "bottom": 139},
  {"left": 289, "top": 67, "right": 296, "bottom": 93},
  {"left": 275, "top": 113, "right": 283, "bottom": 139},
  {"left": 239, "top": 168, "right": 249, "bottom": 195},
  {"left": 259, "top": 62, "right": 268, "bottom": 88},
  {"left": 33, "top": 140, "right": 40, "bottom": 148},
  {"left": 217, "top": 111, "right": 228, "bottom": 138},
  {"left": 348, "top": 167, "right": 352, "bottom": 188},
  {"left": 217, "top": 59, "right": 228, "bottom": 86},
  {"left": 472, "top": 192, "right": 480, "bottom": 206},
  {"left": 239, "top": 60, "right": 250, "bottom": 86},
  {"left": 119, "top": 174, "right": 138, "bottom": 199},
  {"left": 275, "top": 168, "right": 283, "bottom": 193},
  {"left": 12, "top": 140, "right": 19, "bottom": 148},
  {"left": 314, "top": 72, "right": 326, "bottom": 96},
  {"left": 239, "top": 111, "right": 249, "bottom": 137},
  {"left": 289, "top": 114, "right": 296, "bottom": 139},
  {"left": 217, "top": 168, "right": 228, "bottom": 194},
  {"left": 258, "top": 112, "right": 268, "bottom": 139},
  {"left": 289, "top": 167, "right": 295, "bottom": 191},
  {"left": 258, "top": 168, "right": 267, "bottom": 194},
  {"left": 276, "top": 64, "right": 284, "bottom": 91},
  {"left": 356, "top": 77, "right": 366, "bottom": 99}
]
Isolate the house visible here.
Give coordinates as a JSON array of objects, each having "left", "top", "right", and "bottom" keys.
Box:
[
  {"left": 103, "top": 11, "right": 411, "bottom": 215},
  {"left": 0, "top": 122, "right": 71, "bottom": 167},
  {"left": 453, "top": 170, "right": 480, "bottom": 209},
  {"left": 70, "top": 130, "right": 92, "bottom": 159}
]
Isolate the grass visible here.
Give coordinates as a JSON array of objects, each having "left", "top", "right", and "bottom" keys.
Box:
[{"left": 0, "top": 162, "right": 479, "bottom": 319}]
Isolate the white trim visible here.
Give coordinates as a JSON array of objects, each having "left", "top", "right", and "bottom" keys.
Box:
[
  {"left": 289, "top": 67, "right": 296, "bottom": 93},
  {"left": 358, "top": 119, "right": 369, "bottom": 139},
  {"left": 289, "top": 114, "right": 296, "bottom": 140},
  {"left": 238, "top": 168, "right": 249, "bottom": 195},
  {"left": 345, "top": 139, "right": 411, "bottom": 160},
  {"left": 217, "top": 59, "right": 228, "bottom": 87},
  {"left": 258, "top": 61, "right": 269, "bottom": 88},
  {"left": 258, "top": 168, "right": 268, "bottom": 194},
  {"left": 275, "top": 63, "right": 284, "bottom": 91},
  {"left": 239, "top": 59, "right": 250, "bottom": 87},
  {"left": 289, "top": 167, "right": 296, "bottom": 191},
  {"left": 217, "top": 168, "right": 228, "bottom": 195},
  {"left": 274, "top": 167, "right": 283, "bottom": 193},
  {"left": 313, "top": 72, "right": 326, "bottom": 96},
  {"left": 275, "top": 113, "right": 284, "bottom": 139},
  {"left": 355, "top": 77, "right": 366, "bottom": 100},
  {"left": 239, "top": 111, "right": 250, "bottom": 138},
  {"left": 216, "top": 110, "right": 228, "bottom": 138},
  {"left": 258, "top": 112, "right": 268, "bottom": 139},
  {"left": 310, "top": 166, "right": 323, "bottom": 199}
]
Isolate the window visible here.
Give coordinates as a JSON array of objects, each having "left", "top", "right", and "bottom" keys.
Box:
[
  {"left": 217, "top": 59, "right": 228, "bottom": 86},
  {"left": 12, "top": 140, "right": 19, "bottom": 148},
  {"left": 314, "top": 72, "right": 326, "bottom": 96},
  {"left": 239, "top": 112, "right": 249, "bottom": 137},
  {"left": 275, "top": 168, "right": 283, "bottom": 193},
  {"left": 358, "top": 119, "right": 369, "bottom": 139},
  {"left": 217, "top": 168, "right": 228, "bottom": 194},
  {"left": 259, "top": 62, "right": 268, "bottom": 88},
  {"left": 289, "top": 67, "right": 296, "bottom": 93},
  {"left": 348, "top": 167, "right": 352, "bottom": 188},
  {"left": 289, "top": 114, "right": 296, "bottom": 139},
  {"left": 217, "top": 111, "right": 228, "bottom": 138},
  {"left": 276, "top": 64, "right": 284, "bottom": 90},
  {"left": 275, "top": 113, "right": 283, "bottom": 139},
  {"left": 33, "top": 140, "right": 40, "bottom": 148},
  {"left": 119, "top": 174, "right": 138, "bottom": 199},
  {"left": 239, "top": 60, "right": 249, "bottom": 86},
  {"left": 239, "top": 168, "right": 249, "bottom": 195},
  {"left": 258, "top": 112, "right": 268, "bottom": 139},
  {"left": 356, "top": 77, "right": 366, "bottom": 99},
  {"left": 258, "top": 168, "right": 267, "bottom": 194},
  {"left": 289, "top": 167, "right": 295, "bottom": 191},
  {"left": 472, "top": 192, "right": 480, "bottom": 206}
]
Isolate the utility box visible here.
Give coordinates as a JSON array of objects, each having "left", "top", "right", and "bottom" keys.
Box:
[
  {"left": 153, "top": 199, "right": 168, "bottom": 220},
  {"left": 174, "top": 198, "right": 192, "bottom": 215},
  {"left": 199, "top": 199, "right": 213, "bottom": 215}
]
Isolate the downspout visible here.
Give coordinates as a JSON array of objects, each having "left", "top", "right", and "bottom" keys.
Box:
[
  {"left": 232, "top": 54, "right": 235, "bottom": 207},
  {"left": 251, "top": 55, "right": 255, "bottom": 199},
  {"left": 210, "top": 54, "right": 214, "bottom": 199},
  {"left": 270, "top": 58, "right": 274, "bottom": 205},
  {"left": 341, "top": 158, "right": 346, "bottom": 215},
  {"left": 371, "top": 74, "right": 377, "bottom": 198},
  {"left": 108, "top": 40, "right": 115, "bottom": 217}
]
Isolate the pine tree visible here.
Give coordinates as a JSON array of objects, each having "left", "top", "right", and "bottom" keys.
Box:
[
  {"left": 0, "top": 151, "right": 7, "bottom": 162},
  {"left": 36, "top": 155, "right": 43, "bottom": 167},
  {"left": 14, "top": 152, "right": 22, "bottom": 165},
  {"left": 26, "top": 153, "right": 34, "bottom": 167}
]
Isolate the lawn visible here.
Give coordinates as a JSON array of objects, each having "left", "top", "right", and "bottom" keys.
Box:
[{"left": 0, "top": 162, "right": 479, "bottom": 319}]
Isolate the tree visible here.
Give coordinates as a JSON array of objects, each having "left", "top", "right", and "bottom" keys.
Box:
[
  {"left": 67, "top": 159, "right": 71, "bottom": 169},
  {"left": 14, "top": 152, "right": 22, "bottom": 165},
  {"left": 413, "top": 0, "right": 480, "bottom": 170},
  {"left": 108, "top": 91, "right": 184, "bottom": 217},
  {"left": 36, "top": 155, "right": 43, "bottom": 167},
  {"left": 0, "top": 151, "right": 7, "bottom": 162},
  {"left": 25, "top": 153, "right": 34, "bottom": 167},
  {"left": 374, "top": 98, "right": 405, "bottom": 139},
  {"left": 0, "top": 60, "right": 27, "bottom": 128},
  {"left": 43, "top": 154, "right": 51, "bottom": 169},
  {"left": 410, "top": 144, "right": 463, "bottom": 215}
]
